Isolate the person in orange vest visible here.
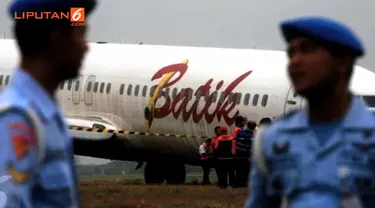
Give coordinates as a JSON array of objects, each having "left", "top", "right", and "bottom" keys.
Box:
[
  {"left": 213, "top": 126, "right": 236, "bottom": 188},
  {"left": 211, "top": 126, "right": 223, "bottom": 151},
  {"left": 199, "top": 138, "right": 212, "bottom": 185},
  {"left": 210, "top": 126, "right": 223, "bottom": 186}
]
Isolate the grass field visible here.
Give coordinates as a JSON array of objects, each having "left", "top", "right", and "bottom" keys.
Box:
[{"left": 79, "top": 174, "right": 248, "bottom": 208}]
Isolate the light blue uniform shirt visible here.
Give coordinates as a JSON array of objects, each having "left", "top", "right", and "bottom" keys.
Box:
[
  {"left": 0, "top": 69, "right": 79, "bottom": 207},
  {"left": 245, "top": 95, "right": 375, "bottom": 208}
]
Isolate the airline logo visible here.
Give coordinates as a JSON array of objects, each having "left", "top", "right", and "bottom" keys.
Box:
[
  {"left": 145, "top": 60, "right": 252, "bottom": 132},
  {"left": 145, "top": 59, "right": 188, "bottom": 133}
]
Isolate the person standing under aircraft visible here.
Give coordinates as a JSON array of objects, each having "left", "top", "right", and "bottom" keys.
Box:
[
  {"left": 211, "top": 126, "right": 223, "bottom": 186},
  {"left": 245, "top": 16, "right": 375, "bottom": 208},
  {"left": 246, "top": 17, "right": 375, "bottom": 208},
  {"left": 199, "top": 138, "right": 212, "bottom": 185},
  {"left": 0, "top": 0, "right": 97, "bottom": 207},
  {"left": 214, "top": 127, "right": 236, "bottom": 188},
  {"left": 211, "top": 126, "right": 223, "bottom": 150},
  {"left": 233, "top": 115, "right": 246, "bottom": 138},
  {"left": 235, "top": 121, "right": 256, "bottom": 187}
]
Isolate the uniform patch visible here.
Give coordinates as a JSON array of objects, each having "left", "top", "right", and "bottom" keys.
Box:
[
  {"left": 8, "top": 122, "right": 37, "bottom": 160},
  {"left": 6, "top": 165, "right": 28, "bottom": 184}
]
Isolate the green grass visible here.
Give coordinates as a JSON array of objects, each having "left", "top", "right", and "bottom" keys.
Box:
[{"left": 79, "top": 174, "right": 247, "bottom": 208}]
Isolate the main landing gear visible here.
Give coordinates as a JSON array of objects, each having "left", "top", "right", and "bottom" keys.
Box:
[{"left": 144, "top": 162, "right": 186, "bottom": 185}]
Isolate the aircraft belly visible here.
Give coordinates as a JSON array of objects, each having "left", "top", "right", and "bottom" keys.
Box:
[{"left": 124, "top": 134, "right": 202, "bottom": 161}]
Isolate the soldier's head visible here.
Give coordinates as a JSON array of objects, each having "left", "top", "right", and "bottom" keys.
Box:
[
  {"left": 280, "top": 16, "right": 364, "bottom": 99},
  {"left": 10, "top": 0, "right": 97, "bottom": 82},
  {"left": 235, "top": 115, "right": 246, "bottom": 128}
]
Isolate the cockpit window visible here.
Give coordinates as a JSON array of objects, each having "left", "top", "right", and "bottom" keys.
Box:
[{"left": 362, "top": 96, "right": 375, "bottom": 107}]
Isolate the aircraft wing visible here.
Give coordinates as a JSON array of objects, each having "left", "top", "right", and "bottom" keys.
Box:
[{"left": 66, "top": 116, "right": 203, "bottom": 166}]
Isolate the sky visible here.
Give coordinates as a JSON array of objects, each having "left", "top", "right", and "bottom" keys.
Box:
[{"left": 1, "top": 0, "right": 374, "bottom": 164}]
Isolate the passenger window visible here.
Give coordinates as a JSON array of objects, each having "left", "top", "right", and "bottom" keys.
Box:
[
  {"left": 261, "top": 94, "right": 268, "bottom": 107},
  {"left": 203, "top": 90, "right": 209, "bottom": 101},
  {"left": 99, "top": 82, "right": 105, "bottom": 93},
  {"left": 94, "top": 82, "right": 99, "bottom": 92},
  {"left": 5, "top": 76, "right": 9, "bottom": 85},
  {"left": 212, "top": 91, "right": 218, "bottom": 102},
  {"left": 142, "top": 86, "right": 147, "bottom": 97},
  {"left": 180, "top": 89, "right": 185, "bottom": 100},
  {"left": 172, "top": 88, "right": 178, "bottom": 98},
  {"left": 127, "top": 84, "right": 132, "bottom": 95},
  {"left": 219, "top": 92, "right": 225, "bottom": 103},
  {"left": 196, "top": 89, "right": 201, "bottom": 99},
  {"left": 244, "top": 93, "right": 250, "bottom": 105},
  {"left": 0, "top": 75, "right": 3, "bottom": 85},
  {"left": 119, "top": 84, "right": 125, "bottom": 95},
  {"left": 236, "top": 93, "right": 242, "bottom": 105},
  {"left": 60, "top": 82, "right": 65, "bottom": 90},
  {"left": 228, "top": 93, "right": 233, "bottom": 103},
  {"left": 165, "top": 88, "right": 170, "bottom": 98},
  {"left": 86, "top": 81, "right": 92, "bottom": 92},
  {"left": 252, "top": 94, "right": 259, "bottom": 106},
  {"left": 149, "top": 86, "right": 155, "bottom": 97},
  {"left": 106, "top": 83, "right": 111, "bottom": 94},
  {"left": 68, "top": 80, "right": 72, "bottom": 90},
  {"left": 135, "top": 85, "right": 140, "bottom": 96},
  {"left": 75, "top": 80, "right": 80, "bottom": 91}
]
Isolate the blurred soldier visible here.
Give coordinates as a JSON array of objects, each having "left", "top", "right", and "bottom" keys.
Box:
[
  {"left": 245, "top": 16, "right": 374, "bottom": 208},
  {"left": 235, "top": 121, "right": 256, "bottom": 187},
  {"left": 0, "top": 0, "right": 97, "bottom": 207},
  {"left": 199, "top": 138, "right": 212, "bottom": 185}
]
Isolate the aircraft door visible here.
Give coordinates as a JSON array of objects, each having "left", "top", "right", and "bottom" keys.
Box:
[
  {"left": 72, "top": 75, "right": 83, "bottom": 105},
  {"left": 283, "top": 85, "right": 303, "bottom": 115},
  {"left": 84, "top": 75, "right": 96, "bottom": 106}
]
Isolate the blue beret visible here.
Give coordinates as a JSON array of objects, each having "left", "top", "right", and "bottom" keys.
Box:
[
  {"left": 280, "top": 16, "right": 364, "bottom": 57},
  {"left": 8, "top": 0, "right": 97, "bottom": 18}
]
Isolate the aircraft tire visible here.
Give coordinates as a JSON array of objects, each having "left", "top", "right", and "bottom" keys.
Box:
[
  {"left": 144, "top": 162, "right": 165, "bottom": 184},
  {"left": 165, "top": 163, "right": 186, "bottom": 185}
]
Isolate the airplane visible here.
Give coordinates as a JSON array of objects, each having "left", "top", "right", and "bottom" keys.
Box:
[{"left": 0, "top": 39, "right": 374, "bottom": 184}]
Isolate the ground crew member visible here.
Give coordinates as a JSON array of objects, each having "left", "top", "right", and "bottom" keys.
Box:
[
  {"left": 245, "top": 16, "right": 374, "bottom": 208},
  {"left": 213, "top": 127, "right": 236, "bottom": 188},
  {"left": 0, "top": 0, "right": 97, "bottom": 207},
  {"left": 235, "top": 121, "right": 256, "bottom": 187},
  {"left": 211, "top": 126, "right": 223, "bottom": 150},
  {"left": 199, "top": 138, "right": 212, "bottom": 185},
  {"left": 233, "top": 115, "right": 246, "bottom": 138},
  {"left": 211, "top": 126, "right": 223, "bottom": 187}
]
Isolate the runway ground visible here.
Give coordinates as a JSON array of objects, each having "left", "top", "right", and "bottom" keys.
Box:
[{"left": 79, "top": 174, "right": 248, "bottom": 208}]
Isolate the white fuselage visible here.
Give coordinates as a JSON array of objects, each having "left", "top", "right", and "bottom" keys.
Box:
[{"left": 0, "top": 39, "right": 375, "bottom": 162}]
